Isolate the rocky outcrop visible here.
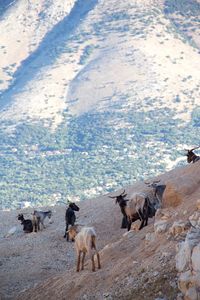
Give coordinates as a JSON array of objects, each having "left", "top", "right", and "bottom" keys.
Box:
[
  {"left": 176, "top": 227, "right": 200, "bottom": 299},
  {"left": 162, "top": 162, "right": 200, "bottom": 209},
  {"left": 169, "top": 221, "right": 190, "bottom": 237}
]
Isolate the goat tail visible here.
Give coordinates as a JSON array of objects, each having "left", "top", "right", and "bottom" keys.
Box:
[{"left": 91, "top": 235, "right": 96, "bottom": 250}]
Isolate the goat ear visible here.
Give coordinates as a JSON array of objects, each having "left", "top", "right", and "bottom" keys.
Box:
[
  {"left": 109, "top": 196, "right": 116, "bottom": 199},
  {"left": 124, "top": 198, "right": 129, "bottom": 201},
  {"left": 121, "top": 189, "right": 126, "bottom": 195}
]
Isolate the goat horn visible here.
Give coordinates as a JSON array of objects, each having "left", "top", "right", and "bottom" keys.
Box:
[
  {"left": 109, "top": 189, "right": 126, "bottom": 198},
  {"left": 152, "top": 179, "right": 160, "bottom": 183},
  {"left": 190, "top": 146, "right": 200, "bottom": 151},
  {"left": 184, "top": 146, "right": 200, "bottom": 152},
  {"left": 56, "top": 200, "right": 68, "bottom": 205}
]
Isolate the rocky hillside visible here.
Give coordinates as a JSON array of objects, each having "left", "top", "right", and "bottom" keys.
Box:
[{"left": 1, "top": 161, "right": 200, "bottom": 300}]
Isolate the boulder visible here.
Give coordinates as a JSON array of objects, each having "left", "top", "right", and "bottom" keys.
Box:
[
  {"left": 145, "top": 232, "right": 156, "bottom": 243},
  {"left": 178, "top": 270, "right": 192, "bottom": 294},
  {"left": 155, "top": 208, "right": 174, "bottom": 221},
  {"left": 154, "top": 220, "right": 169, "bottom": 234},
  {"left": 185, "top": 287, "right": 199, "bottom": 300},
  {"left": 189, "top": 212, "right": 200, "bottom": 228},
  {"left": 176, "top": 240, "right": 193, "bottom": 273},
  {"left": 169, "top": 221, "right": 189, "bottom": 236},
  {"left": 196, "top": 199, "right": 200, "bottom": 210},
  {"left": 176, "top": 228, "right": 200, "bottom": 299},
  {"left": 191, "top": 244, "right": 200, "bottom": 273}
]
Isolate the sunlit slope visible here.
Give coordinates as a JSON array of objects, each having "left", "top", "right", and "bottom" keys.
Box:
[
  {"left": 0, "top": 0, "right": 76, "bottom": 91},
  {"left": 0, "top": 0, "right": 199, "bottom": 127}
]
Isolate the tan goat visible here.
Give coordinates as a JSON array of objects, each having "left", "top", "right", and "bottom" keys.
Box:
[{"left": 68, "top": 225, "right": 101, "bottom": 272}]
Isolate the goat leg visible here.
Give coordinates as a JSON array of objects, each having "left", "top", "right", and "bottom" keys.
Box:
[
  {"left": 127, "top": 219, "right": 132, "bottom": 231},
  {"left": 139, "top": 219, "right": 145, "bottom": 230},
  {"left": 76, "top": 252, "right": 81, "bottom": 272},
  {"left": 64, "top": 224, "right": 68, "bottom": 238},
  {"left": 81, "top": 252, "right": 86, "bottom": 270},
  {"left": 91, "top": 254, "right": 95, "bottom": 272},
  {"left": 97, "top": 252, "right": 101, "bottom": 269}
]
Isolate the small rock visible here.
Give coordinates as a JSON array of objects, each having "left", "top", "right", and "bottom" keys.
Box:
[
  {"left": 103, "top": 293, "right": 113, "bottom": 299},
  {"left": 196, "top": 199, "right": 200, "bottom": 210}
]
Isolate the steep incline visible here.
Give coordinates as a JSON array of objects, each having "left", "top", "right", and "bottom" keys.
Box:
[{"left": 0, "top": 161, "right": 200, "bottom": 299}]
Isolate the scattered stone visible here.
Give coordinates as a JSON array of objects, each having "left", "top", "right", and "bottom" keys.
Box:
[
  {"left": 145, "top": 232, "right": 156, "bottom": 243},
  {"left": 185, "top": 286, "right": 199, "bottom": 300},
  {"left": 191, "top": 244, "right": 200, "bottom": 272},
  {"left": 196, "top": 199, "right": 200, "bottom": 210},
  {"left": 4, "top": 226, "right": 17, "bottom": 238},
  {"left": 176, "top": 228, "right": 200, "bottom": 298},
  {"left": 176, "top": 292, "right": 184, "bottom": 300},
  {"left": 131, "top": 221, "right": 140, "bottom": 231},
  {"left": 154, "top": 220, "right": 169, "bottom": 234},
  {"left": 189, "top": 212, "right": 200, "bottom": 228},
  {"left": 176, "top": 240, "right": 193, "bottom": 272},
  {"left": 103, "top": 292, "right": 113, "bottom": 299},
  {"left": 169, "top": 221, "right": 189, "bottom": 236}
]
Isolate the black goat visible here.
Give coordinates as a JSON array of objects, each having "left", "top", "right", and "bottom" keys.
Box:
[
  {"left": 18, "top": 213, "right": 33, "bottom": 233},
  {"left": 185, "top": 146, "right": 200, "bottom": 163},
  {"left": 109, "top": 190, "right": 128, "bottom": 229},
  {"left": 63, "top": 202, "right": 80, "bottom": 241},
  {"left": 110, "top": 190, "right": 156, "bottom": 231}
]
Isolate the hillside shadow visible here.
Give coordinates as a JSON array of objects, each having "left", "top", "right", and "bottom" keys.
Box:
[
  {"left": 164, "top": 0, "right": 200, "bottom": 16},
  {"left": 0, "top": 0, "right": 98, "bottom": 108},
  {"left": 164, "top": 0, "right": 200, "bottom": 49},
  {"left": 0, "top": 0, "right": 16, "bottom": 18}
]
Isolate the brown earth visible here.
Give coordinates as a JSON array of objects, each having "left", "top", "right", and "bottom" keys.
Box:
[{"left": 0, "top": 161, "right": 200, "bottom": 300}]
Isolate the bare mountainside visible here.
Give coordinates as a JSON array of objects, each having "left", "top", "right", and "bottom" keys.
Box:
[
  {"left": 0, "top": 0, "right": 200, "bottom": 124},
  {"left": 1, "top": 161, "right": 200, "bottom": 300}
]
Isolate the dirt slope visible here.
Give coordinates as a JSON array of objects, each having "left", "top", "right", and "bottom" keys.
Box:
[{"left": 0, "top": 161, "right": 200, "bottom": 300}]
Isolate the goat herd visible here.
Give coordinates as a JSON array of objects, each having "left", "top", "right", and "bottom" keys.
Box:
[{"left": 17, "top": 146, "right": 200, "bottom": 272}]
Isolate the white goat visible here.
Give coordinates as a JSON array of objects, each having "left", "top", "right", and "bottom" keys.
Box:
[{"left": 68, "top": 225, "right": 101, "bottom": 272}]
